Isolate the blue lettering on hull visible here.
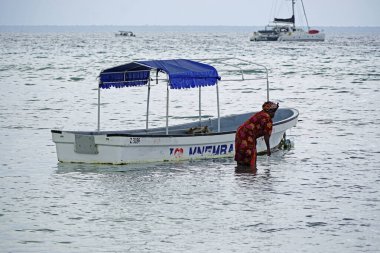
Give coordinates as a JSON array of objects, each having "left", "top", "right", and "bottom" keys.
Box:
[{"left": 189, "top": 144, "right": 234, "bottom": 156}]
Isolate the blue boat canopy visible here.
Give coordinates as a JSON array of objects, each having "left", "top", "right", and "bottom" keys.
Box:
[{"left": 99, "top": 59, "right": 221, "bottom": 89}]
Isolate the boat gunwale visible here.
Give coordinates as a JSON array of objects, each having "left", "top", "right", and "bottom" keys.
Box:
[{"left": 51, "top": 109, "right": 299, "bottom": 138}]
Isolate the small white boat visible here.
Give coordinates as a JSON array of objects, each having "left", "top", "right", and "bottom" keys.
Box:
[
  {"left": 250, "top": 0, "right": 325, "bottom": 42},
  {"left": 51, "top": 58, "right": 299, "bottom": 164},
  {"left": 115, "top": 31, "right": 136, "bottom": 37}
]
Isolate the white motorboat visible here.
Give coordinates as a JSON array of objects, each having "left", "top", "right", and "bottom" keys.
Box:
[
  {"left": 51, "top": 58, "right": 299, "bottom": 164},
  {"left": 115, "top": 31, "right": 136, "bottom": 37},
  {"left": 250, "top": 0, "right": 325, "bottom": 42}
]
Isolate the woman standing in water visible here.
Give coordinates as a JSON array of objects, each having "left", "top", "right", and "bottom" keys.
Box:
[{"left": 234, "top": 101, "right": 279, "bottom": 171}]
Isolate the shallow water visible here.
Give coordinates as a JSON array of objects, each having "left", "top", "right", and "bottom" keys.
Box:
[{"left": 0, "top": 27, "right": 380, "bottom": 252}]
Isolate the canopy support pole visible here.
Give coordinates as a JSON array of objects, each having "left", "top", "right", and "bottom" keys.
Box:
[
  {"left": 216, "top": 82, "right": 220, "bottom": 132},
  {"left": 97, "top": 85, "right": 101, "bottom": 132},
  {"left": 166, "top": 81, "right": 169, "bottom": 135},
  {"left": 145, "top": 79, "right": 151, "bottom": 132},
  {"left": 266, "top": 68, "right": 269, "bottom": 101},
  {"left": 199, "top": 86, "right": 202, "bottom": 126}
]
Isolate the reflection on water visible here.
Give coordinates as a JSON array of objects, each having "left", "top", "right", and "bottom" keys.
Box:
[
  {"left": 56, "top": 162, "right": 168, "bottom": 174},
  {"left": 1, "top": 28, "right": 380, "bottom": 252}
]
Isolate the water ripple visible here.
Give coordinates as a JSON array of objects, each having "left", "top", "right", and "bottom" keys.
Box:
[{"left": 0, "top": 28, "right": 379, "bottom": 253}]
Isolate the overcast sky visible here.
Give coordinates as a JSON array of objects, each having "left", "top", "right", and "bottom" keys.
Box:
[{"left": 0, "top": 0, "right": 379, "bottom": 26}]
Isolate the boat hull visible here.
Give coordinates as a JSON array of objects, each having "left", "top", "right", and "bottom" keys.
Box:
[
  {"left": 51, "top": 109, "right": 298, "bottom": 164},
  {"left": 250, "top": 29, "right": 325, "bottom": 42},
  {"left": 278, "top": 30, "right": 325, "bottom": 41}
]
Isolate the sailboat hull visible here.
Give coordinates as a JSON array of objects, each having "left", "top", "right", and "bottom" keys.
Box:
[{"left": 277, "top": 29, "right": 325, "bottom": 41}]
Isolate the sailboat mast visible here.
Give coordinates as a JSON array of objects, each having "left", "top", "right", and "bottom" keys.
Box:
[
  {"left": 292, "top": 0, "right": 295, "bottom": 29},
  {"left": 300, "top": 0, "right": 310, "bottom": 30}
]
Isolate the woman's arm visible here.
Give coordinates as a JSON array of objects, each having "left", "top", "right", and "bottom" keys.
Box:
[{"left": 264, "top": 134, "right": 271, "bottom": 156}]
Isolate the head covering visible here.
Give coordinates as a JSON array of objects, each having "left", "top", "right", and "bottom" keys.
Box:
[{"left": 262, "top": 101, "right": 279, "bottom": 112}]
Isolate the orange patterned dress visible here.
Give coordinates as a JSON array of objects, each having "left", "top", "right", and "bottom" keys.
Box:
[{"left": 234, "top": 111, "right": 273, "bottom": 166}]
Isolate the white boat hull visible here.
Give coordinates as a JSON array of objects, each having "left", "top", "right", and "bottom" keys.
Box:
[
  {"left": 52, "top": 109, "right": 298, "bottom": 164},
  {"left": 278, "top": 30, "right": 325, "bottom": 41},
  {"left": 250, "top": 29, "right": 325, "bottom": 42}
]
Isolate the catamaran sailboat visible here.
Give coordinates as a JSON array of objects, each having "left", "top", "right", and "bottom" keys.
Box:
[{"left": 250, "top": 0, "right": 325, "bottom": 42}]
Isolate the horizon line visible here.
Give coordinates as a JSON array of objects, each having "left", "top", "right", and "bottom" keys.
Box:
[{"left": 1, "top": 24, "right": 380, "bottom": 28}]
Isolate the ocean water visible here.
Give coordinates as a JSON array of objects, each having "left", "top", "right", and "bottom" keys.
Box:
[{"left": 0, "top": 26, "right": 380, "bottom": 252}]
